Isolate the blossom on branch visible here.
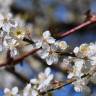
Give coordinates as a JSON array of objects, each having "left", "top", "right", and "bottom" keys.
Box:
[
  {"left": 0, "top": 13, "right": 26, "bottom": 57},
  {"left": 35, "top": 30, "right": 68, "bottom": 65},
  {"left": 4, "top": 67, "right": 54, "bottom": 96}
]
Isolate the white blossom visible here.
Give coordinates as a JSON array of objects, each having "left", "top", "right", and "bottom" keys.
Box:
[
  {"left": 55, "top": 41, "right": 68, "bottom": 51},
  {"left": 34, "top": 30, "right": 68, "bottom": 65},
  {"left": 0, "top": 13, "right": 26, "bottom": 56},
  {"left": 4, "top": 87, "right": 19, "bottom": 96},
  {"left": 4, "top": 68, "right": 53, "bottom": 96},
  {"left": 23, "top": 84, "right": 32, "bottom": 96},
  {"left": 3, "top": 36, "right": 19, "bottom": 57},
  {"left": 37, "top": 44, "right": 58, "bottom": 65},
  {"left": 73, "top": 43, "right": 96, "bottom": 58},
  {"left": 34, "top": 30, "right": 56, "bottom": 49},
  {"left": 68, "top": 59, "right": 84, "bottom": 79},
  {"left": 35, "top": 30, "right": 68, "bottom": 65},
  {"left": 30, "top": 67, "right": 54, "bottom": 92},
  {"left": 72, "top": 78, "right": 89, "bottom": 92}
]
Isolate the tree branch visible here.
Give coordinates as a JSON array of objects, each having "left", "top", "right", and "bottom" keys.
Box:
[
  {"left": 0, "top": 15, "right": 96, "bottom": 68},
  {"left": 40, "top": 70, "right": 95, "bottom": 95},
  {"left": 0, "top": 48, "right": 40, "bottom": 67},
  {"left": 57, "top": 15, "right": 96, "bottom": 39}
]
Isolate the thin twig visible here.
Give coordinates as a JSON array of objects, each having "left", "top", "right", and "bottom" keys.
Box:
[
  {"left": 41, "top": 66, "right": 96, "bottom": 95},
  {"left": 0, "top": 15, "right": 96, "bottom": 68},
  {"left": 40, "top": 71, "right": 93, "bottom": 95},
  {"left": 0, "top": 48, "right": 40, "bottom": 67},
  {"left": 57, "top": 15, "right": 96, "bottom": 39}
]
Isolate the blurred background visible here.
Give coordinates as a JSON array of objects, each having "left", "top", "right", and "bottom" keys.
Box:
[{"left": 0, "top": 0, "right": 96, "bottom": 96}]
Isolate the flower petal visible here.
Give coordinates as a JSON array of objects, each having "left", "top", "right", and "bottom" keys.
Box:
[
  {"left": 46, "top": 74, "right": 54, "bottom": 83},
  {"left": 31, "top": 90, "right": 38, "bottom": 96},
  {"left": 44, "top": 67, "right": 51, "bottom": 76},
  {"left": 35, "top": 40, "right": 42, "bottom": 48},
  {"left": 2, "top": 23, "right": 11, "bottom": 33},
  {"left": 30, "top": 79, "right": 39, "bottom": 84},
  {"left": 37, "top": 49, "right": 49, "bottom": 59},
  {"left": 46, "top": 56, "right": 53, "bottom": 65},
  {"left": 12, "top": 87, "right": 18, "bottom": 95},
  {"left": 43, "top": 30, "right": 51, "bottom": 39},
  {"left": 47, "top": 37, "right": 55, "bottom": 44},
  {"left": 10, "top": 48, "right": 18, "bottom": 57},
  {"left": 67, "top": 73, "right": 74, "bottom": 79}
]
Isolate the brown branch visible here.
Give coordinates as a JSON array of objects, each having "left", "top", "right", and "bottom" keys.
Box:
[
  {"left": 0, "top": 48, "right": 41, "bottom": 67},
  {"left": 23, "top": 38, "right": 34, "bottom": 44},
  {"left": 40, "top": 79, "right": 76, "bottom": 95},
  {"left": 0, "top": 15, "right": 96, "bottom": 68},
  {"left": 57, "top": 15, "right": 96, "bottom": 39},
  {"left": 41, "top": 66, "right": 96, "bottom": 95},
  {"left": 40, "top": 72, "right": 93, "bottom": 95}
]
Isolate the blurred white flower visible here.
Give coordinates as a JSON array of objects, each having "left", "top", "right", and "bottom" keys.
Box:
[
  {"left": 11, "top": 87, "right": 19, "bottom": 95},
  {"left": 4, "top": 86, "right": 19, "bottom": 96},
  {"left": 3, "top": 36, "right": 19, "bottom": 57},
  {"left": 2, "top": 14, "right": 17, "bottom": 33},
  {"left": 31, "top": 90, "right": 38, "bottom": 96},
  {"left": 0, "top": 0, "right": 13, "bottom": 7},
  {"left": 46, "top": 52, "right": 58, "bottom": 65},
  {"left": 37, "top": 44, "right": 58, "bottom": 65},
  {"left": 73, "top": 43, "right": 96, "bottom": 58},
  {"left": 35, "top": 30, "right": 56, "bottom": 49},
  {"left": 0, "top": 0, "right": 13, "bottom": 13},
  {"left": 35, "top": 30, "right": 69, "bottom": 65},
  {"left": 23, "top": 82, "right": 39, "bottom": 96},
  {"left": 0, "top": 13, "right": 26, "bottom": 56},
  {"left": 37, "top": 67, "right": 54, "bottom": 91},
  {"left": 30, "top": 67, "right": 54, "bottom": 92},
  {"left": 73, "top": 78, "right": 89, "bottom": 92},
  {"left": 55, "top": 41, "right": 68, "bottom": 51},
  {"left": 23, "top": 83, "right": 38, "bottom": 96},
  {"left": 68, "top": 59, "right": 84, "bottom": 79},
  {"left": 2, "top": 68, "right": 53, "bottom": 96}
]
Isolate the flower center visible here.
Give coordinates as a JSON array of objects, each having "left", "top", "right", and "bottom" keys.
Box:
[{"left": 16, "top": 31, "right": 21, "bottom": 35}]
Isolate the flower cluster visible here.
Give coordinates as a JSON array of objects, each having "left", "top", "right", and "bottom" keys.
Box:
[
  {"left": 4, "top": 87, "right": 19, "bottom": 96},
  {"left": 68, "top": 59, "right": 84, "bottom": 79},
  {"left": 67, "top": 42, "right": 96, "bottom": 92},
  {"left": 27, "top": 31, "right": 96, "bottom": 93},
  {"left": 74, "top": 43, "right": 96, "bottom": 59},
  {"left": 72, "top": 78, "right": 90, "bottom": 93},
  {"left": 0, "top": 0, "right": 96, "bottom": 95},
  {"left": 0, "top": 13, "right": 26, "bottom": 57},
  {"left": 4, "top": 67, "right": 54, "bottom": 96},
  {"left": 34, "top": 31, "right": 68, "bottom": 65}
]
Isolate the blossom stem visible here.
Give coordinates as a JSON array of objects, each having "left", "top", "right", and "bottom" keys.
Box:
[
  {"left": 40, "top": 72, "right": 93, "bottom": 95},
  {"left": 23, "top": 37, "right": 34, "bottom": 44}
]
